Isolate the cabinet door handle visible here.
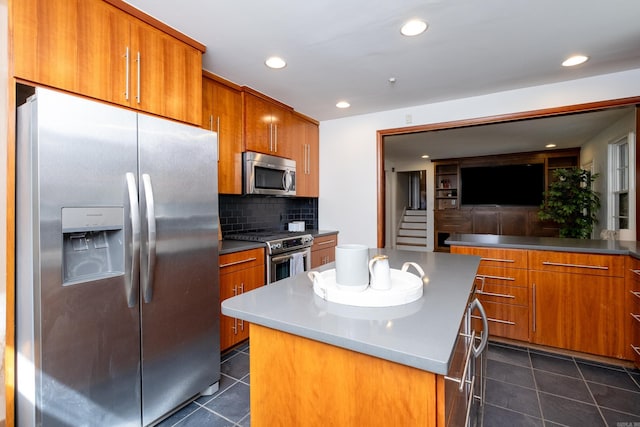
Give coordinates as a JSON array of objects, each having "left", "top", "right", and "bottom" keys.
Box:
[
  {"left": 532, "top": 283, "right": 537, "bottom": 332},
  {"left": 239, "top": 319, "right": 245, "bottom": 332},
  {"left": 480, "top": 257, "right": 515, "bottom": 264},
  {"left": 444, "top": 330, "right": 476, "bottom": 392},
  {"left": 220, "top": 257, "right": 257, "bottom": 268},
  {"left": 124, "top": 47, "right": 130, "bottom": 101},
  {"left": 274, "top": 124, "right": 278, "bottom": 152},
  {"left": 542, "top": 261, "right": 608, "bottom": 270},
  {"left": 136, "top": 51, "right": 141, "bottom": 104},
  {"left": 631, "top": 269, "right": 640, "bottom": 277},
  {"left": 631, "top": 290, "right": 640, "bottom": 299},
  {"left": 476, "top": 274, "right": 515, "bottom": 282},
  {"left": 631, "top": 313, "right": 640, "bottom": 323},
  {"left": 232, "top": 318, "right": 237, "bottom": 334},
  {"left": 475, "top": 290, "right": 516, "bottom": 299},
  {"left": 216, "top": 116, "right": 221, "bottom": 162},
  {"left": 239, "top": 282, "right": 244, "bottom": 294},
  {"left": 472, "top": 313, "right": 516, "bottom": 325},
  {"left": 632, "top": 345, "right": 640, "bottom": 356}
]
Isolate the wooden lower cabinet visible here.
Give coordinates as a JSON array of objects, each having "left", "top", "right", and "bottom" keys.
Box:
[
  {"left": 311, "top": 233, "right": 338, "bottom": 268},
  {"left": 249, "top": 323, "right": 475, "bottom": 427},
  {"left": 529, "top": 250, "right": 627, "bottom": 359},
  {"left": 452, "top": 246, "right": 529, "bottom": 341},
  {"left": 219, "top": 248, "right": 265, "bottom": 351},
  {"left": 453, "top": 245, "right": 633, "bottom": 361}
]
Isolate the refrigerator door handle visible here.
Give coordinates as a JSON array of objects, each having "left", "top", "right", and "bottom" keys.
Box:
[
  {"left": 126, "top": 172, "right": 141, "bottom": 308},
  {"left": 142, "top": 173, "right": 157, "bottom": 303}
]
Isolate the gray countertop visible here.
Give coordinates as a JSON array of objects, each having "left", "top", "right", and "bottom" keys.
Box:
[
  {"left": 221, "top": 248, "right": 481, "bottom": 375},
  {"left": 446, "top": 233, "right": 640, "bottom": 257}
]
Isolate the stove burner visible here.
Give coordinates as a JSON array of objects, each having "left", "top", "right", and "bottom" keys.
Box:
[{"left": 225, "top": 230, "right": 314, "bottom": 255}]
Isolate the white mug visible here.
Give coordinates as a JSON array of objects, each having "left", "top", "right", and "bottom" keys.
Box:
[
  {"left": 368, "top": 255, "right": 392, "bottom": 290},
  {"left": 335, "top": 244, "right": 369, "bottom": 291}
]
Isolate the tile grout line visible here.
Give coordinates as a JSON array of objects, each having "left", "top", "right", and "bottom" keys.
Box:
[
  {"left": 526, "top": 347, "right": 548, "bottom": 427},
  {"left": 573, "top": 353, "right": 609, "bottom": 426}
]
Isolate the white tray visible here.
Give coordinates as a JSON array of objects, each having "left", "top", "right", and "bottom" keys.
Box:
[{"left": 308, "top": 262, "right": 425, "bottom": 307}]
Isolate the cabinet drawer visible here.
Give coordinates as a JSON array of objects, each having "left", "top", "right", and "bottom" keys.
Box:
[
  {"left": 472, "top": 301, "right": 529, "bottom": 342},
  {"left": 474, "top": 268, "right": 528, "bottom": 305},
  {"left": 220, "top": 248, "right": 265, "bottom": 274},
  {"left": 452, "top": 246, "right": 527, "bottom": 269},
  {"left": 312, "top": 234, "right": 338, "bottom": 251},
  {"left": 628, "top": 259, "right": 640, "bottom": 287},
  {"left": 528, "top": 250, "right": 625, "bottom": 277}
]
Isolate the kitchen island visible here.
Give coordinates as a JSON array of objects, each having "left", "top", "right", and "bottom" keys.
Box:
[{"left": 221, "top": 249, "right": 482, "bottom": 426}]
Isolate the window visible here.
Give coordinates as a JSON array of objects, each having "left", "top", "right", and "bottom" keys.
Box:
[{"left": 608, "top": 133, "right": 635, "bottom": 230}]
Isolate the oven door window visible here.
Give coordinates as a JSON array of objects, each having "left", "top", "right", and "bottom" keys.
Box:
[
  {"left": 272, "top": 256, "right": 292, "bottom": 283},
  {"left": 270, "top": 251, "right": 309, "bottom": 283},
  {"left": 255, "top": 166, "right": 286, "bottom": 190}
]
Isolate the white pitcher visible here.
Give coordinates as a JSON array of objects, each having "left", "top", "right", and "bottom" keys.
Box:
[{"left": 368, "top": 255, "right": 392, "bottom": 290}]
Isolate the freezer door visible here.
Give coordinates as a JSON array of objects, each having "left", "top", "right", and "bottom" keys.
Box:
[
  {"left": 137, "top": 114, "right": 220, "bottom": 426},
  {"left": 16, "top": 88, "right": 142, "bottom": 426}
]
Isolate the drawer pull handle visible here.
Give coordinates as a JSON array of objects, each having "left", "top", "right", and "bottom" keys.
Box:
[
  {"left": 631, "top": 291, "right": 640, "bottom": 299},
  {"left": 444, "top": 330, "right": 476, "bottom": 392},
  {"left": 471, "top": 314, "right": 516, "bottom": 325},
  {"left": 631, "top": 269, "right": 640, "bottom": 277},
  {"left": 476, "top": 274, "right": 515, "bottom": 282},
  {"left": 317, "top": 240, "right": 336, "bottom": 246},
  {"left": 220, "top": 257, "right": 258, "bottom": 268},
  {"left": 632, "top": 345, "right": 640, "bottom": 356},
  {"left": 480, "top": 257, "right": 515, "bottom": 263},
  {"left": 631, "top": 313, "right": 640, "bottom": 323},
  {"left": 475, "top": 290, "right": 516, "bottom": 299},
  {"left": 542, "top": 261, "right": 608, "bottom": 270}
]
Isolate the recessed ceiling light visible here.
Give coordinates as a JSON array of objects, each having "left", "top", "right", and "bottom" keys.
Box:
[
  {"left": 401, "top": 19, "right": 428, "bottom": 37},
  {"left": 562, "top": 55, "right": 589, "bottom": 67},
  {"left": 265, "top": 56, "right": 286, "bottom": 69},
  {"left": 421, "top": 155, "right": 430, "bottom": 159},
  {"left": 336, "top": 101, "right": 350, "bottom": 109},
  {"left": 545, "top": 143, "right": 557, "bottom": 148}
]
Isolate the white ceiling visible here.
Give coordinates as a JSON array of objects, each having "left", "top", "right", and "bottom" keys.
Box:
[
  {"left": 124, "top": 0, "right": 640, "bottom": 122},
  {"left": 384, "top": 106, "right": 634, "bottom": 162}
]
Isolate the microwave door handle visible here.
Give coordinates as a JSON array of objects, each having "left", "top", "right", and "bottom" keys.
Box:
[{"left": 283, "top": 170, "right": 293, "bottom": 191}]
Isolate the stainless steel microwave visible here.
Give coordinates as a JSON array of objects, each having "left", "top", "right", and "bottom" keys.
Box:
[{"left": 243, "top": 151, "right": 296, "bottom": 196}]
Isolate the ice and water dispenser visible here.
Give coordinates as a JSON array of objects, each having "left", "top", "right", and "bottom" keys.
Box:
[{"left": 62, "top": 207, "right": 125, "bottom": 286}]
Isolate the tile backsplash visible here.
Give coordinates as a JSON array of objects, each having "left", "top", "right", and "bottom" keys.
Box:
[{"left": 219, "top": 195, "right": 318, "bottom": 237}]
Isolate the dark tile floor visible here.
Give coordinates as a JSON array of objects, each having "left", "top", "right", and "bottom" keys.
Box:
[
  {"left": 482, "top": 341, "right": 640, "bottom": 427},
  {"left": 159, "top": 341, "right": 640, "bottom": 427},
  {"left": 157, "top": 341, "right": 251, "bottom": 427}
]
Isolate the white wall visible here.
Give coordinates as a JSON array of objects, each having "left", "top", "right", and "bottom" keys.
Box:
[
  {"left": 319, "top": 68, "right": 640, "bottom": 247},
  {"left": 580, "top": 110, "right": 637, "bottom": 236}
]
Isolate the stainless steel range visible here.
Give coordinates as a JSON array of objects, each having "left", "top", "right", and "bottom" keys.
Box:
[{"left": 226, "top": 231, "right": 314, "bottom": 284}]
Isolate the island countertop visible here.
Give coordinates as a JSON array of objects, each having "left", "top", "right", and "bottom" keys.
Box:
[
  {"left": 221, "top": 248, "right": 481, "bottom": 375},
  {"left": 445, "top": 233, "right": 640, "bottom": 257}
]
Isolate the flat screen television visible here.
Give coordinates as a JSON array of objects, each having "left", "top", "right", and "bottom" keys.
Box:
[{"left": 460, "top": 163, "right": 544, "bottom": 206}]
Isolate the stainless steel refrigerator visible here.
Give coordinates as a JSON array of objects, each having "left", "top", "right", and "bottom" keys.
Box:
[{"left": 16, "top": 87, "right": 220, "bottom": 426}]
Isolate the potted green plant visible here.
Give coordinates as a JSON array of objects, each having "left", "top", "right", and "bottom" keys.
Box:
[{"left": 538, "top": 167, "right": 600, "bottom": 239}]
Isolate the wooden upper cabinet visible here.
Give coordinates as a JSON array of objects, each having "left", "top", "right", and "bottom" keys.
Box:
[
  {"left": 13, "top": 0, "right": 80, "bottom": 93},
  {"left": 244, "top": 91, "right": 291, "bottom": 157},
  {"left": 289, "top": 114, "right": 319, "bottom": 197},
  {"left": 12, "top": 0, "right": 203, "bottom": 125},
  {"left": 202, "top": 74, "right": 243, "bottom": 194}
]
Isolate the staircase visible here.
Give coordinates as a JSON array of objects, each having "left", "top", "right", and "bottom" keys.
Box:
[{"left": 396, "top": 209, "right": 428, "bottom": 251}]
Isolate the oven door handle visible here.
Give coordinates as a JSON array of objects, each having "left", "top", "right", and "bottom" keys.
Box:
[{"left": 271, "top": 253, "right": 294, "bottom": 263}]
